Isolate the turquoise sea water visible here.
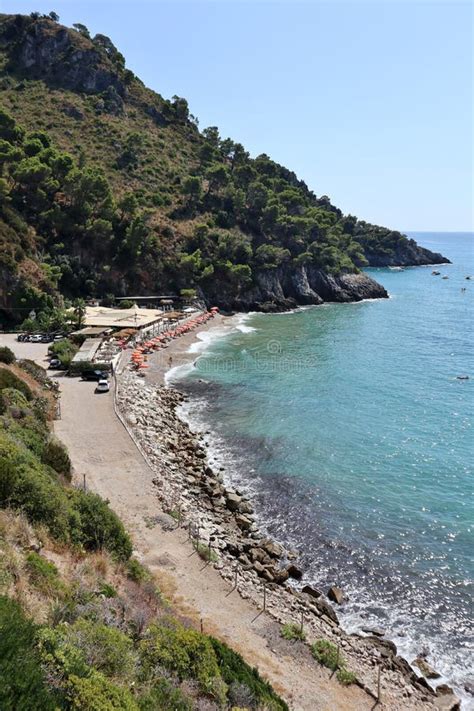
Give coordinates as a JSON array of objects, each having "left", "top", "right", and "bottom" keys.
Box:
[{"left": 175, "top": 233, "right": 473, "bottom": 700}]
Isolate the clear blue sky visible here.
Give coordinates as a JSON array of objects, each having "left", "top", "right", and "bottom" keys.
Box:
[{"left": 3, "top": 0, "right": 473, "bottom": 231}]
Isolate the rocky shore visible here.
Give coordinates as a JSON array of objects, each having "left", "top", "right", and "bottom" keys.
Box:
[{"left": 116, "top": 372, "right": 461, "bottom": 711}]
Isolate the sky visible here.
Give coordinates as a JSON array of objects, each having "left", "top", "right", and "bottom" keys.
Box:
[{"left": 2, "top": 0, "right": 473, "bottom": 232}]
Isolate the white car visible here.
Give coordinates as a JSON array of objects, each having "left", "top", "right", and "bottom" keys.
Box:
[
  {"left": 95, "top": 379, "right": 110, "bottom": 393},
  {"left": 30, "top": 334, "right": 43, "bottom": 342}
]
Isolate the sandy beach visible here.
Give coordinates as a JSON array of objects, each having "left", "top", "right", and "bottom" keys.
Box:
[{"left": 139, "top": 312, "right": 232, "bottom": 385}]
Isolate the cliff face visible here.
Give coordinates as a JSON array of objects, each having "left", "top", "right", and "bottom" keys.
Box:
[
  {"left": 4, "top": 15, "right": 125, "bottom": 96},
  {"left": 365, "top": 238, "right": 449, "bottom": 267},
  {"left": 201, "top": 264, "right": 388, "bottom": 312}
]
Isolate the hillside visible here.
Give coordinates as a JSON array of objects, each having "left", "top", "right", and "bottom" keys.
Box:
[{"left": 0, "top": 12, "right": 448, "bottom": 324}]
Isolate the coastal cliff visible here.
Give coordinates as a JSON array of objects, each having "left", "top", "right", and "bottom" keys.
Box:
[{"left": 201, "top": 264, "right": 388, "bottom": 312}]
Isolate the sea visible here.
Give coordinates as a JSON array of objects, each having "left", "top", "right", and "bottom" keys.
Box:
[{"left": 169, "top": 232, "right": 473, "bottom": 705}]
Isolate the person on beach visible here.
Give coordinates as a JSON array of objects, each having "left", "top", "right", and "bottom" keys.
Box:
[{"left": 168, "top": 355, "right": 173, "bottom": 368}]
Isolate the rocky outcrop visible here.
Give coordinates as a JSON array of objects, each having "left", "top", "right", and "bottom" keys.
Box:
[
  {"left": 364, "top": 238, "right": 449, "bottom": 267},
  {"left": 3, "top": 16, "right": 126, "bottom": 97},
  {"left": 202, "top": 264, "right": 388, "bottom": 312}
]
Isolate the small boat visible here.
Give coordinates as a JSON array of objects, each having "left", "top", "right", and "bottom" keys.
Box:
[
  {"left": 466, "top": 276, "right": 472, "bottom": 280},
  {"left": 456, "top": 375, "right": 469, "bottom": 380},
  {"left": 432, "top": 271, "right": 440, "bottom": 276},
  {"left": 389, "top": 266, "right": 404, "bottom": 271},
  {"left": 442, "top": 276, "right": 449, "bottom": 280}
]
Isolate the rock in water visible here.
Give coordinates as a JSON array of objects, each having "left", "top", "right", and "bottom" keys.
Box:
[
  {"left": 327, "top": 585, "right": 345, "bottom": 604},
  {"left": 412, "top": 656, "right": 442, "bottom": 679},
  {"left": 301, "top": 584, "right": 322, "bottom": 599},
  {"left": 286, "top": 564, "right": 303, "bottom": 580}
]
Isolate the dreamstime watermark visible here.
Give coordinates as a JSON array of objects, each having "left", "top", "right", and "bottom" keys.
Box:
[{"left": 191, "top": 338, "right": 313, "bottom": 375}]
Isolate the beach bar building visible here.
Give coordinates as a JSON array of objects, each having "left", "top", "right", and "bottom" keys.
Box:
[{"left": 81, "top": 305, "right": 164, "bottom": 335}]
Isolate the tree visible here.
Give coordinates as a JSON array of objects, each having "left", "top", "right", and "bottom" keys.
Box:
[
  {"left": 0, "top": 109, "right": 24, "bottom": 144},
  {"left": 205, "top": 164, "right": 229, "bottom": 196},
  {"left": 73, "top": 298, "right": 86, "bottom": 328},
  {"left": 182, "top": 176, "right": 202, "bottom": 208},
  {"left": 48, "top": 11, "right": 59, "bottom": 22},
  {"left": 171, "top": 96, "right": 189, "bottom": 122},
  {"left": 202, "top": 126, "right": 220, "bottom": 147},
  {"left": 72, "top": 23, "right": 90, "bottom": 38}
]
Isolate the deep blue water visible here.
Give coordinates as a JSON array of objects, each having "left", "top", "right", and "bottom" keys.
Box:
[{"left": 174, "top": 232, "right": 473, "bottom": 701}]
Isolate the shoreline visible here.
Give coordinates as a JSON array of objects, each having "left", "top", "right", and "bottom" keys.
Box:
[{"left": 116, "top": 317, "right": 460, "bottom": 710}]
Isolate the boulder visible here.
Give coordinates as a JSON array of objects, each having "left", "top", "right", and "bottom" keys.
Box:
[
  {"left": 327, "top": 586, "right": 344, "bottom": 604},
  {"left": 271, "top": 567, "right": 290, "bottom": 584},
  {"left": 261, "top": 539, "right": 284, "bottom": 559},
  {"left": 235, "top": 514, "right": 252, "bottom": 530},
  {"left": 434, "top": 686, "right": 461, "bottom": 711},
  {"left": 226, "top": 541, "right": 242, "bottom": 557},
  {"left": 252, "top": 561, "right": 265, "bottom": 576},
  {"left": 286, "top": 564, "right": 303, "bottom": 580},
  {"left": 239, "top": 500, "right": 254, "bottom": 514},
  {"left": 413, "top": 657, "right": 442, "bottom": 680},
  {"left": 361, "top": 626, "right": 386, "bottom": 638},
  {"left": 366, "top": 636, "right": 397, "bottom": 658},
  {"left": 309, "top": 597, "right": 339, "bottom": 624},
  {"left": 226, "top": 493, "right": 242, "bottom": 511},
  {"left": 464, "top": 681, "right": 474, "bottom": 696},
  {"left": 301, "top": 585, "right": 322, "bottom": 599},
  {"left": 249, "top": 547, "right": 267, "bottom": 564}
]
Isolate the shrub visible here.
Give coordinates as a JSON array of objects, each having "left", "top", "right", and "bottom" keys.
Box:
[
  {"left": 0, "top": 368, "right": 32, "bottom": 400},
  {"left": 0, "top": 438, "right": 71, "bottom": 540},
  {"left": 138, "top": 679, "right": 192, "bottom": 711},
  {"left": 62, "top": 619, "right": 136, "bottom": 680},
  {"left": 194, "top": 540, "right": 218, "bottom": 562},
  {"left": 311, "top": 639, "right": 340, "bottom": 671},
  {"left": 336, "top": 668, "right": 357, "bottom": 685},
  {"left": 210, "top": 636, "right": 288, "bottom": 710},
  {"left": 98, "top": 582, "right": 117, "bottom": 598},
  {"left": 0, "top": 386, "right": 30, "bottom": 413},
  {"left": 66, "top": 672, "right": 139, "bottom": 711},
  {"left": 71, "top": 490, "right": 133, "bottom": 561},
  {"left": 26, "top": 552, "right": 62, "bottom": 595},
  {"left": 0, "top": 596, "right": 58, "bottom": 710},
  {"left": 140, "top": 619, "right": 223, "bottom": 696},
  {"left": 41, "top": 438, "right": 71, "bottom": 479},
  {"left": 311, "top": 639, "right": 356, "bottom": 684},
  {"left": 0, "top": 347, "right": 15, "bottom": 365},
  {"left": 6, "top": 414, "right": 48, "bottom": 458},
  {"left": 126, "top": 558, "right": 150, "bottom": 583},
  {"left": 280, "top": 622, "right": 306, "bottom": 642}
]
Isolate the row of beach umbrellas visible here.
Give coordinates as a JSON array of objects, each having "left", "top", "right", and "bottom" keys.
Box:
[{"left": 129, "top": 307, "right": 219, "bottom": 370}]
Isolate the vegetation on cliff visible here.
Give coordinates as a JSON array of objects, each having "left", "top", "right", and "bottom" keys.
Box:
[{"left": 0, "top": 12, "right": 447, "bottom": 324}]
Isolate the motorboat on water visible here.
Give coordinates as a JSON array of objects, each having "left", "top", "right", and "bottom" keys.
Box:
[
  {"left": 432, "top": 270, "right": 441, "bottom": 275},
  {"left": 389, "top": 266, "right": 404, "bottom": 271}
]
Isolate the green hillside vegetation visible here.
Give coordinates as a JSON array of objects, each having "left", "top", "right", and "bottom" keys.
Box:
[
  {"left": 0, "top": 12, "right": 446, "bottom": 325},
  {"left": 0, "top": 360, "right": 288, "bottom": 710}
]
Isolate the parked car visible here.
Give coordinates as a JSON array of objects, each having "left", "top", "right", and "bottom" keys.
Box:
[
  {"left": 81, "top": 369, "right": 106, "bottom": 381},
  {"left": 49, "top": 358, "right": 61, "bottom": 369},
  {"left": 41, "top": 334, "right": 53, "bottom": 343},
  {"left": 53, "top": 334, "right": 65, "bottom": 342},
  {"left": 30, "top": 334, "right": 43, "bottom": 343},
  {"left": 95, "top": 379, "right": 110, "bottom": 393}
]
